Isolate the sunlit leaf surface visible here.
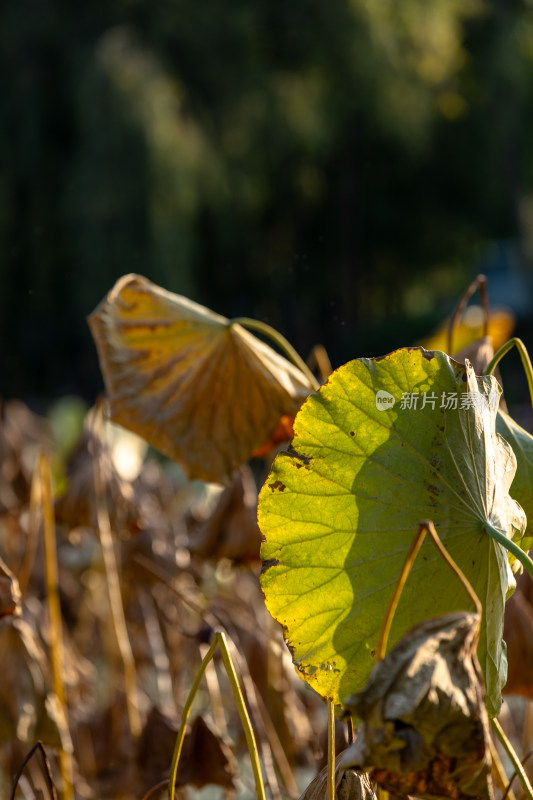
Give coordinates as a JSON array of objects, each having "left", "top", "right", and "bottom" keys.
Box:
[
  {"left": 259, "top": 348, "right": 528, "bottom": 715},
  {"left": 89, "top": 274, "right": 312, "bottom": 484}
]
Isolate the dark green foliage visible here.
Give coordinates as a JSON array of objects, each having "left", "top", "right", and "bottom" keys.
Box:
[{"left": 2, "top": 0, "right": 533, "bottom": 398}]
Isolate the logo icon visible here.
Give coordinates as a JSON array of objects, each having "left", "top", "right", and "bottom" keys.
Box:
[{"left": 375, "top": 390, "right": 396, "bottom": 411}]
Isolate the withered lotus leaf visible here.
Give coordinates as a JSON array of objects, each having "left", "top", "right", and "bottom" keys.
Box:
[
  {"left": 341, "top": 612, "right": 493, "bottom": 800},
  {"left": 88, "top": 274, "right": 312, "bottom": 484}
]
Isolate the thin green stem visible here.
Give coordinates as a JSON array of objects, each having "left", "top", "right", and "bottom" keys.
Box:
[
  {"left": 327, "top": 698, "right": 335, "bottom": 800},
  {"left": 376, "top": 526, "right": 426, "bottom": 661},
  {"left": 168, "top": 632, "right": 266, "bottom": 800},
  {"left": 485, "top": 337, "right": 533, "bottom": 410},
  {"left": 168, "top": 636, "right": 218, "bottom": 800},
  {"left": 232, "top": 316, "right": 320, "bottom": 391},
  {"left": 491, "top": 717, "right": 533, "bottom": 800},
  {"left": 424, "top": 521, "right": 482, "bottom": 617},
  {"left": 484, "top": 524, "right": 533, "bottom": 581},
  {"left": 218, "top": 632, "right": 267, "bottom": 800},
  {"left": 489, "top": 738, "right": 517, "bottom": 800}
]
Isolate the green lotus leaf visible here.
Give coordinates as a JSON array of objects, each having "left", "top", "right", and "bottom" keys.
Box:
[
  {"left": 496, "top": 409, "right": 533, "bottom": 555},
  {"left": 259, "top": 347, "right": 528, "bottom": 716}
]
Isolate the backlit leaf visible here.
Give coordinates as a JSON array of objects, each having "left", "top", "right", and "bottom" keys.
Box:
[
  {"left": 259, "top": 347, "right": 528, "bottom": 715},
  {"left": 88, "top": 274, "right": 312, "bottom": 484},
  {"left": 496, "top": 410, "right": 533, "bottom": 553}
]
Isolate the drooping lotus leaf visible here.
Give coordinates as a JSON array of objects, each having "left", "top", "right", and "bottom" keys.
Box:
[
  {"left": 259, "top": 347, "right": 528, "bottom": 716},
  {"left": 88, "top": 274, "right": 312, "bottom": 484}
]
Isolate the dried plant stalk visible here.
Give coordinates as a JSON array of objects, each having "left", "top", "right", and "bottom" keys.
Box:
[
  {"left": 91, "top": 406, "right": 141, "bottom": 738},
  {"left": 38, "top": 452, "right": 75, "bottom": 800}
]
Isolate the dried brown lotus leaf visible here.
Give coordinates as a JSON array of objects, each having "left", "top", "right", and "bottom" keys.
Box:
[
  {"left": 88, "top": 274, "right": 312, "bottom": 484},
  {"left": 342, "top": 612, "right": 493, "bottom": 800},
  {"left": 298, "top": 754, "right": 377, "bottom": 800}
]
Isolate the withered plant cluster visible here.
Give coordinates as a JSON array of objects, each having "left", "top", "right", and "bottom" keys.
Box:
[{"left": 0, "top": 399, "right": 333, "bottom": 800}]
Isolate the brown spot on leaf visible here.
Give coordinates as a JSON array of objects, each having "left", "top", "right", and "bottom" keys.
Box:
[
  {"left": 286, "top": 444, "right": 313, "bottom": 466},
  {"left": 261, "top": 557, "right": 280, "bottom": 574},
  {"left": 412, "top": 346, "right": 437, "bottom": 361},
  {"left": 269, "top": 480, "right": 286, "bottom": 492}
]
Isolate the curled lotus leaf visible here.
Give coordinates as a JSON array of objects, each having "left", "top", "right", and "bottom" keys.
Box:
[{"left": 89, "top": 274, "right": 312, "bottom": 484}]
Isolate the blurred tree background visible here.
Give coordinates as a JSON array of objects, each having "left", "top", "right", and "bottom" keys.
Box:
[{"left": 2, "top": 0, "right": 533, "bottom": 403}]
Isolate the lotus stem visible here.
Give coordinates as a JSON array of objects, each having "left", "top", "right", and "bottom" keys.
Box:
[
  {"left": 447, "top": 274, "right": 488, "bottom": 355},
  {"left": 327, "top": 698, "right": 335, "bottom": 800},
  {"left": 168, "top": 631, "right": 266, "bottom": 800},
  {"left": 377, "top": 521, "right": 481, "bottom": 661},
  {"left": 232, "top": 316, "right": 320, "bottom": 390},
  {"left": 485, "top": 337, "right": 533, "bottom": 411},
  {"left": 491, "top": 717, "right": 533, "bottom": 800}
]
